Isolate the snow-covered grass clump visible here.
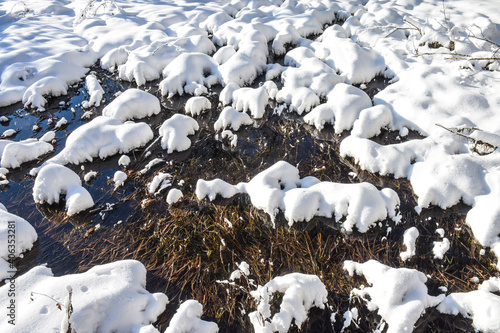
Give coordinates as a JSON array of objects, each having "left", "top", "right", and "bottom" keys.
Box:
[
  {"left": 48, "top": 116, "right": 153, "bottom": 165},
  {"left": 0, "top": 260, "right": 168, "bottom": 333},
  {"left": 159, "top": 114, "right": 199, "bottom": 154},
  {"left": 0, "top": 138, "right": 53, "bottom": 169},
  {"left": 33, "top": 164, "right": 94, "bottom": 216},
  {"left": 165, "top": 300, "right": 218, "bottom": 333},
  {"left": 0, "top": 204, "right": 37, "bottom": 279},
  {"left": 102, "top": 88, "right": 161, "bottom": 121},
  {"left": 197, "top": 161, "right": 400, "bottom": 231},
  {"left": 214, "top": 107, "right": 253, "bottom": 132},
  {"left": 249, "top": 273, "right": 328, "bottom": 333},
  {"left": 438, "top": 277, "right": 500, "bottom": 332},
  {"left": 185, "top": 96, "right": 211, "bottom": 117},
  {"left": 344, "top": 260, "right": 445, "bottom": 333},
  {"left": 82, "top": 73, "right": 104, "bottom": 108}
]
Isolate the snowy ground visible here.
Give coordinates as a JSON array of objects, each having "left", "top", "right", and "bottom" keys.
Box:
[{"left": 0, "top": 0, "right": 500, "bottom": 332}]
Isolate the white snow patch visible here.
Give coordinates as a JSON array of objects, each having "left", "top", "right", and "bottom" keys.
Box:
[
  {"left": 185, "top": 96, "right": 211, "bottom": 117},
  {"left": 103, "top": 89, "right": 161, "bottom": 122},
  {"left": 159, "top": 114, "right": 199, "bottom": 154},
  {"left": 0, "top": 260, "right": 168, "bottom": 333},
  {"left": 400, "top": 227, "right": 419, "bottom": 262},
  {"left": 166, "top": 189, "right": 183, "bottom": 204},
  {"left": 214, "top": 107, "right": 253, "bottom": 132},
  {"left": 0, "top": 138, "right": 53, "bottom": 169},
  {"left": 165, "top": 300, "right": 218, "bottom": 333},
  {"left": 249, "top": 273, "right": 328, "bottom": 333},
  {"left": 344, "top": 260, "right": 445, "bottom": 333}
]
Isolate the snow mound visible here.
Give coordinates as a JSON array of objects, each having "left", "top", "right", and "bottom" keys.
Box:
[
  {"left": 305, "top": 83, "right": 372, "bottom": 134},
  {"left": 103, "top": 89, "right": 161, "bottom": 122},
  {"left": 159, "top": 114, "right": 199, "bottom": 153},
  {"left": 249, "top": 273, "right": 328, "bottom": 333},
  {"left": 438, "top": 278, "right": 500, "bottom": 333},
  {"left": 166, "top": 189, "right": 183, "bottom": 204},
  {"left": 0, "top": 260, "right": 168, "bottom": 333},
  {"left": 33, "top": 164, "right": 94, "bottom": 216},
  {"left": 82, "top": 74, "right": 104, "bottom": 108},
  {"left": 0, "top": 138, "right": 53, "bottom": 169},
  {"left": 160, "top": 53, "right": 221, "bottom": 97},
  {"left": 0, "top": 205, "right": 38, "bottom": 280},
  {"left": 400, "top": 226, "right": 419, "bottom": 262},
  {"left": 22, "top": 76, "right": 68, "bottom": 111},
  {"left": 48, "top": 116, "right": 153, "bottom": 165},
  {"left": 315, "top": 25, "right": 386, "bottom": 84},
  {"left": 344, "top": 260, "right": 445, "bottom": 333},
  {"left": 232, "top": 86, "right": 269, "bottom": 119},
  {"left": 185, "top": 96, "right": 211, "bottom": 117},
  {"left": 165, "top": 300, "right": 218, "bottom": 333},
  {"left": 214, "top": 107, "right": 253, "bottom": 132},
  {"left": 113, "top": 170, "right": 128, "bottom": 189},
  {"left": 196, "top": 161, "right": 400, "bottom": 231}
]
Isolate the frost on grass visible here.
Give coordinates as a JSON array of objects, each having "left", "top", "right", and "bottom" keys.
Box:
[
  {"left": 0, "top": 205, "right": 37, "bottom": 280},
  {"left": 33, "top": 164, "right": 94, "bottom": 216},
  {"left": 48, "top": 116, "right": 153, "bottom": 165},
  {"left": 102, "top": 88, "right": 161, "bottom": 122},
  {"left": 249, "top": 273, "right": 328, "bottom": 333},
  {"left": 164, "top": 300, "right": 218, "bottom": 333},
  {"left": 197, "top": 161, "right": 400, "bottom": 231},
  {"left": 438, "top": 277, "right": 500, "bottom": 333},
  {"left": 344, "top": 260, "right": 445, "bottom": 333},
  {"left": 0, "top": 260, "right": 168, "bottom": 333},
  {"left": 0, "top": 138, "right": 53, "bottom": 169},
  {"left": 159, "top": 114, "right": 199, "bottom": 154}
]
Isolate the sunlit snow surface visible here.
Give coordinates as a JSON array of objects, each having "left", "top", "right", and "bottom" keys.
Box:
[{"left": 0, "top": 0, "right": 500, "bottom": 331}]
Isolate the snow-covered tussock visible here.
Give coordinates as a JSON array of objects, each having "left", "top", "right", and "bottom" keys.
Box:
[
  {"left": 0, "top": 260, "right": 168, "bottom": 332},
  {"left": 0, "top": 205, "right": 37, "bottom": 279},
  {"left": 159, "top": 114, "right": 199, "bottom": 154},
  {"left": 0, "top": 138, "right": 53, "bottom": 169},
  {"left": 214, "top": 107, "right": 253, "bottom": 132},
  {"left": 160, "top": 53, "right": 221, "bottom": 97},
  {"left": 165, "top": 300, "right": 218, "bottom": 333},
  {"left": 103, "top": 89, "right": 161, "bottom": 122},
  {"left": 344, "top": 260, "right": 445, "bottom": 333},
  {"left": 33, "top": 164, "right": 94, "bottom": 216},
  {"left": 400, "top": 226, "right": 419, "bottom": 261},
  {"left": 48, "top": 116, "right": 153, "bottom": 165},
  {"left": 185, "top": 96, "right": 211, "bottom": 117},
  {"left": 249, "top": 273, "right": 328, "bottom": 333},
  {"left": 83, "top": 73, "right": 104, "bottom": 108},
  {"left": 196, "top": 161, "right": 400, "bottom": 231},
  {"left": 438, "top": 277, "right": 500, "bottom": 333}
]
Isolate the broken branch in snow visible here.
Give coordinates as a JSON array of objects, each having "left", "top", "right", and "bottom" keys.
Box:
[{"left": 436, "top": 123, "right": 499, "bottom": 155}]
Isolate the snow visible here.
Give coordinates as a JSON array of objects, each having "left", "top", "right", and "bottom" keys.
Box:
[
  {"left": 102, "top": 88, "right": 161, "bottom": 122},
  {"left": 185, "top": 96, "right": 211, "bottom": 117},
  {"left": 1, "top": 0, "right": 500, "bottom": 330},
  {"left": 0, "top": 205, "right": 37, "bottom": 280},
  {"left": 197, "top": 161, "right": 400, "bottom": 231},
  {"left": 438, "top": 278, "right": 500, "bottom": 333},
  {"left": 118, "top": 155, "right": 131, "bottom": 167},
  {"left": 0, "top": 260, "right": 168, "bottom": 333},
  {"left": 82, "top": 73, "right": 104, "bottom": 108},
  {"left": 232, "top": 86, "right": 269, "bottom": 119},
  {"left": 149, "top": 172, "right": 172, "bottom": 195},
  {"left": 33, "top": 163, "right": 94, "bottom": 216},
  {"left": 214, "top": 107, "right": 253, "bottom": 132},
  {"left": 160, "top": 53, "right": 220, "bottom": 98},
  {"left": 164, "top": 300, "right": 218, "bottom": 333},
  {"left": 47, "top": 116, "right": 153, "bottom": 165},
  {"left": 166, "top": 189, "right": 183, "bottom": 204},
  {"left": 0, "top": 138, "right": 53, "bottom": 169},
  {"left": 249, "top": 273, "right": 328, "bottom": 333},
  {"left": 400, "top": 227, "right": 419, "bottom": 262},
  {"left": 113, "top": 170, "right": 127, "bottom": 189},
  {"left": 433, "top": 238, "right": 450, "bottom": 260},
  {"left": 159, "top": 114, "right": 199, "bottom": 154},
  {"left": 344, "top": 260, "right": 445, "bottom": 333}
]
